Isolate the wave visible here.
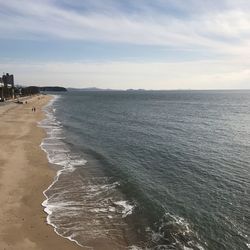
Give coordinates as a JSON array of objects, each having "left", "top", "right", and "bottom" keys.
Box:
[
  {"left": 39, "top": 95, "right": 136, "bottom": 249},
  {"left": 145, "top": 212, "right": 205, "bottom": 250},
  {"left": 36, "top": 91, "right": 250, "bottom": 250},
  {"left": 38, "top": 95, "right": 206, "bottom": 250},
  {"left": 39, "top": 95, "right": 86, "bottom": 247}
]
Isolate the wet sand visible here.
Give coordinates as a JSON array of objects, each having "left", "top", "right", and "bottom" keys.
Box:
[{"left": 0, "top": 95, "right": 81, "bottom": 250}]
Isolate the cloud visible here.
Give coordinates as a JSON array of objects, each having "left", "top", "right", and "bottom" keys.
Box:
[
  {"left": 0, "top": 0, "right": 250, "bottom": 89},
  {"left": 0, "top": 0, "right": 250, "bottom": 56},
  {"left": 1, "top": 59, "right": 249, "bottom": 89}
]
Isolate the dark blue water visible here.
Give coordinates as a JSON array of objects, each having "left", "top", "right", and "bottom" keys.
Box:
[{"left": 42, "top": 91, "right": 250, "bottom": 250}]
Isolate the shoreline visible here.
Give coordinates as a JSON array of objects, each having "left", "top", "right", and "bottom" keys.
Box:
[
  {"left": 40, "top": 96, "right": 129, "bottom": 250},
  {"left": 0, "top": 95, "right": 81, "bottom": 250},
  {"left": 40, "top": 95, "right": 85, "bottom": 248}
]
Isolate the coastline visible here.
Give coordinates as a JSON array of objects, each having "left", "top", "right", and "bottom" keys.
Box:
[
  {"left": 0, "top": 95, "right": 81, "bottom": 250},
  {"left": 40, "top": 96, "right": 130, "bottom": 250}
]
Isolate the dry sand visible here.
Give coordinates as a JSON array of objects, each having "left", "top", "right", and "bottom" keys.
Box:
[{"left": 0, "top": 95, "right": 81, "bottom": 250}]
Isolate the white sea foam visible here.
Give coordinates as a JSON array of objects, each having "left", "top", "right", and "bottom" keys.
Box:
[
  {"left": 90, "top": 208, "right": 108, "bottom": 213},
  {"left": 114, "top": 200, "right": 135, "bottom": 218},
  {"left": 128, "top": 246, "right": 143, "bottom": 250},
  {"left": 147, "top": 212, "right": 205, "bottom": 250},
  {"left": 39, "top": 95, "right": 89, "bottom": 248},
  {"left": 108, "top": 206, "right": 116, "bottom": 212}
]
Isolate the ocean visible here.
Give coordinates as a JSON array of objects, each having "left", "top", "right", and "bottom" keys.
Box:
[{"left": 40, "top": 90, "right": 250, "bottom": 250}]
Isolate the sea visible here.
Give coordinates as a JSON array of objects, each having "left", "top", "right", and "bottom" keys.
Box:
[{"left": 39, "top": 90, "right": 250, "bottom": 250}]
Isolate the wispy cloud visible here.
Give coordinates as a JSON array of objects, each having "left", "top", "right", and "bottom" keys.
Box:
[
  {"left": 1, "top": 0, "right": 250, "bottom": 55},
  {"left": 0, "top": 0, "right": 250, "bottom": 89}
]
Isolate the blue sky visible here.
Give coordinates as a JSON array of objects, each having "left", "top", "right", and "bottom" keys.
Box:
[{"left": 0, "top": 0, "right": 250, "bottom": 89}]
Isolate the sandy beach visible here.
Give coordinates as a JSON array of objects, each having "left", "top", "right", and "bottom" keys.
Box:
[{"left": 0, "top": 95, "right": 81, "bottom": 250}]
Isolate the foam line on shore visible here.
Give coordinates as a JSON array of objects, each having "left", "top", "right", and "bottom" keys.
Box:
[{"left": 38, "top": 95, "right": 90, "bottom": 249}]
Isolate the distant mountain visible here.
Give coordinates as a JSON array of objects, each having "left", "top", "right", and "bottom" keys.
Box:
[
  {"left": 40, "top": 86, "right": 67, "bottom": 92},
  {"left": 67, "top": 87, "right": 118, "bottom": 91},
  {"left": 126, "top": 89, "right": 146, "bottom": 92},
  {"left": 67, "top": 87, "right": 149, "bottom": 92}
]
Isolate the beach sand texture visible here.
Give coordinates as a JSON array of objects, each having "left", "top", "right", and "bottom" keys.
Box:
[{"left": 0, "top": 95, "right": 81, "bottom": 250}]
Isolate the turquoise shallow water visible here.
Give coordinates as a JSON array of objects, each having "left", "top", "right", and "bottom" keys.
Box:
[{"left": 41, "top": 90, "right": 250, "bottom": 249}]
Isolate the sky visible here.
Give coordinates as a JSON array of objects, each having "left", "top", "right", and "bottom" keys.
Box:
[{"left": 0, "top": 0, "right": 250, "bottom": 89}]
